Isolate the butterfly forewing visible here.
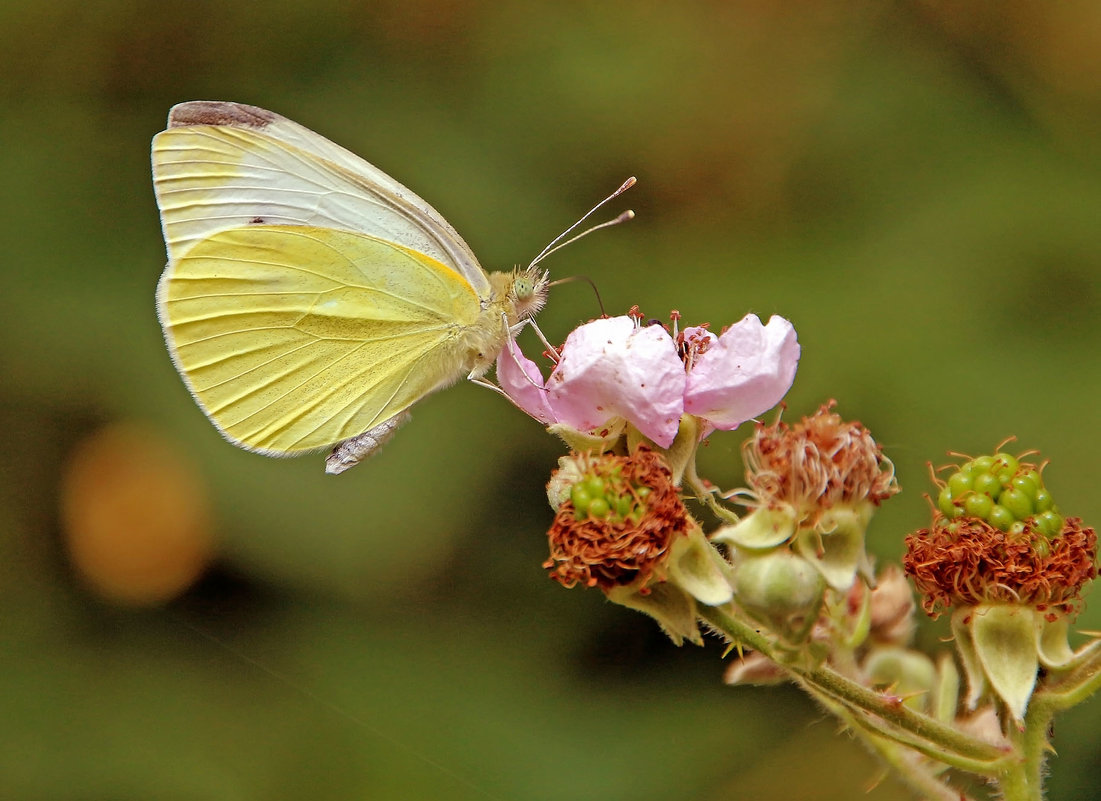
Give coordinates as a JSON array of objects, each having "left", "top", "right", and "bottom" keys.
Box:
[
  {"left": 152, "top": 101, "right": 489, "bottom": 295},
  {"left": 159, "top": 225, "right": 484, "bottom": 453}
]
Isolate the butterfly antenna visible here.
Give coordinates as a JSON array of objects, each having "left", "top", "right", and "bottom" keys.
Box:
[
  {"left": 547, "top": 274, "right": 606, "bottom": 317},
  {"left": 528, "top": 177, "right": 636, "bottom": 268}
]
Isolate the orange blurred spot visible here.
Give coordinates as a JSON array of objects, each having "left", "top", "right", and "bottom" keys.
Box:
[{"left": 60, "top": 422, "right": 215, "bottom": 605}]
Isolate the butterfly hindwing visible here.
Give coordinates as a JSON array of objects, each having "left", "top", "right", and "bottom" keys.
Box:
[{"left": 158, "top": 224, "right": 484, "bottom": 454}]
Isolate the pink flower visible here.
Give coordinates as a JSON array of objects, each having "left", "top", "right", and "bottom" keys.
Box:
[{"left": 498, "top": 313, "right": 800, "bottom": 447}]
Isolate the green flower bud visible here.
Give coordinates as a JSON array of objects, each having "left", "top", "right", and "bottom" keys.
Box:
[
  {"left": 947, "top": 470, "right": 974, "bottom": 497},
  {"left": 972, "top": 472, "right": 1002, "bottom": 499},
  {"left": 732, "top": 549, "right": 825, "bottom": 640},
  {"left": 1000, "top": 487, "right": 1033, "bottom": 520}
]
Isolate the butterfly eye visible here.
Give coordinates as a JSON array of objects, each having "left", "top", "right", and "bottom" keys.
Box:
[{"left": 513, "top": 275, "right": 535, "bottom": 302}]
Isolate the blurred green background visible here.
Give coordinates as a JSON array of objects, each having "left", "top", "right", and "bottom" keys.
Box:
[{"left": 1, "top": 1, "right": 1099, "bottom": 799}]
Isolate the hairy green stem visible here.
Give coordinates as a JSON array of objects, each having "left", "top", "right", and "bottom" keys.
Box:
[
  {"left": 682, "top": 459, "right": 741, "bottom": 525},
  {"left": 807, "top": 684, "right": 977, "bottom": 800},
  {"left": 997, "top": 725, "right": 1041, "bottom": 801},
  {"left": 699, "top": 604, "right": 1009, "bottom": 768},
  {"left": 1037, "top": 643, "right": 1101, "bottom": 709}
]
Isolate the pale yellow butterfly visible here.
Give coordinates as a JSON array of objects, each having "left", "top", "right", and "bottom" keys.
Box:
[{"left": 153, "top": 101, "right": 631, "bottom": 473}]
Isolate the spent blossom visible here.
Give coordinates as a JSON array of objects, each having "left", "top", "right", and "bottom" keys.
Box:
[
  {"left": 904, "top": 447, "right": 1098, "bottom": 723},
  {"left": 715, "top": 403, "right": 899, "bottom": 592}
]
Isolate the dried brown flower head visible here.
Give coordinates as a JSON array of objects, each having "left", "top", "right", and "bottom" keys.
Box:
[
  {"left": 903, "top": 516, "right": 1096, "bottom": 619},
  {"left": 544, "top": 446, "right": 689, "bottom": 590},
  {"left": 739, "top": 401, "right": 899, "bottom": 523}
]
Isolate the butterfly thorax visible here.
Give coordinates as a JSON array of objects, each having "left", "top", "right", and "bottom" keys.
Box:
[{"left": 455, "top": 267, "right": 548, "bottom": 379}]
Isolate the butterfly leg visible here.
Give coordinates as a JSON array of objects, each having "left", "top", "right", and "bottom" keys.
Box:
[
  {"left": 526, "top": 318, "right": 561, "bottom": 361},
  {"left": 469, "top": 377, "right": 509, "bottom": 397}
]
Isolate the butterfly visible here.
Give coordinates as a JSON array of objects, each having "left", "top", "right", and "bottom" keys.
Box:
[{"left": 152, "top": 101, "right": 631, "bottom": 473}]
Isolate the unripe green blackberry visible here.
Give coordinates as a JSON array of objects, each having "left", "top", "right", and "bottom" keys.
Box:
[
  {"left": 935, "top": 450, "right": 1064, "bottom": 537},
  {"left": 568, "top": 467, "right": 650, "bottom": 524},
  {"left": 909, "top": 446, "right": 1097, "bottom": 723}
]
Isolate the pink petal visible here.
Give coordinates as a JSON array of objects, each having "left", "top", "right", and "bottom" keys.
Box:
[
  {"left": 547, "top": 317, "right": 685, "bottom": 447},
  {"left": 496, "top": 340, "right": 557, "bottom": 425},
  {"left": 683, "top": 314, "right": 799, "bottom": 430}
]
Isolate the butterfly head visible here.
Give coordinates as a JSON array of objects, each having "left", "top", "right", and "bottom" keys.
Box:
[{"left": 508, "top": 264, "right": 550, "bottom": 321}]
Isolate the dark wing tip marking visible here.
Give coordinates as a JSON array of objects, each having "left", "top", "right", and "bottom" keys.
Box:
[{"left": 167, "top": 101, "right": 280, "bottom": 130}]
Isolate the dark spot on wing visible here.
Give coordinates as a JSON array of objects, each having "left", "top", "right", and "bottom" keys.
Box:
[
  {"left": 167, "top": 101, "right": 279, "bottom": 130},
  {"left": 249, "top": 217, "right": 265, "bottom": 224}
]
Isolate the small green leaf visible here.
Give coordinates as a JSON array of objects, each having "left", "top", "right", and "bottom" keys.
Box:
[
  {"left": 951, "top": 608, "right": 986, "bottom": 710},
  {"left": 668, "top": 527, "right": 733, "bottom": 606},
  {"left": 971, "top": 604, "right": 1039, "bottom": 722},
  {"left": 713, "top": 505, "right": 797, "bottom": 550},
  {"left": 607, "top": 581, "right": 701, "bottom": 646}
]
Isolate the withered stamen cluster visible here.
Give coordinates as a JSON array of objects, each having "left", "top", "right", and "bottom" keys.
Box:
[
  {"left": 903, "top": 516, "right": 1096, "bottom": 619},
  {"left": 676, "top": 324, "right": 712, "bottom": 371},
  {"left": 741, "top": 401, "right": 899, "bottom": 521},
  {"left": 544, "top": 446, "right": 688, "bottom": 590}
]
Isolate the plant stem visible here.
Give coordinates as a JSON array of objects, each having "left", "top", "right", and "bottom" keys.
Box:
[
  {"left": 808, "top": 685, "right": 976, "bottom": 801},
  {"left": 1037, "top": 641, "right": 1101, "bottom": 709},
  {"left": 996, "top": 724, "right": 1043, "bottom": 801},
  {"left": 698, "top": 604, "right": 1009, "bottom": 769}
]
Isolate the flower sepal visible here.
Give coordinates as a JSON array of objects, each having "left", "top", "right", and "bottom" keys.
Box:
[
  {"left": 792, "top": 503, "right": 877, "bottom": 592},
  {"left": 933, "top": 653, "right": 962, "bottom": 724},
  {"left": 667, "top": 523, "right": 734, "bottom": 607},
  {"left": 546, "top": 421, "right": 625, "bottom": 455},
  {"left": 605, "top": 524, "right": 733, "bottom": 647},
  {"left": 1037, "top": 615, "right": 1101, "bottom": 672},
  {"left": 953, "top": 605, "right": 1040, "bottom": 724},
  {"left": 607, "top": 579, "right": 703, "bottom": 647},
  {"left": 713, "top": 506, "right": 798, "bottom": 550},
  {"left": 863, "top": 646, "right": 940, "bottom": 712},
  {"left": 865, "top": 564, "right": 917, "bottom": 647}
]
